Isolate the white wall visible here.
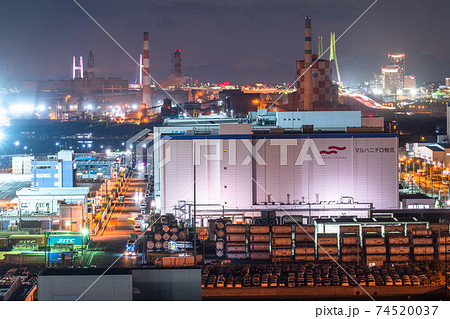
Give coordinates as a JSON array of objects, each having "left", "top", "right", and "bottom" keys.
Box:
[{"left": 158, "top": 135, "right": 398, "bottom": 214}]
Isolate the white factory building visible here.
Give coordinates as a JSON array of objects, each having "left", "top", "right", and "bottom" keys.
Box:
[
  {"left": 13, "top": 187, "right": 90, "bottom": 231},
  {"left": 152, "top": 112, "right": 398, "bottom": 223}
]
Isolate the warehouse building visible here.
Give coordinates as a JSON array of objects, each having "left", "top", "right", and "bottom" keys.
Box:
[{"left": 153, "top": 116, "right": 398, "bottom": 223}]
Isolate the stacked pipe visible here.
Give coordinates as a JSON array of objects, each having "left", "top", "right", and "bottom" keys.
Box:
[
  {"left": 215, "top": 219, "right": 226, "bottom": 258},
  {"left": 431, "top": 223, "right": 450, "bottom": 261},
  {"left": 387, "top": 234, "right": 410, "bottom": 263},
  {"left": 385, "top": 224, "right": 405, "bottom": 236},
  {"left": 294, "top": 225, "right": 315, "bottom": 262},
  {"left": 146, "top": 223, "right": 183, "bottom": 252},
  {"left": 411, "top": 227, "right": 433, "bottom": 262},
  {"left": 317, "top": 234, "right": 338, "bottom": 261},
  {"left": 271, "top": 225, "right": 293, "bottom": 262},
  {"left": 146, "top": 228, "right": 162, "bottom": 251},
  {"left": 363, "top": 226, "right": 385, "bottom": 266},
  {"left": 406, "top": 224, "right": 427, "bottom": 238},
  {"left": 225, "top": 224, "right": 246, "bottom": 259},
  {"left": 249, "top": 225, "right": 270, "bottom": 260},
  {"left": 339, "top": 225, "right": 361, "bottom": 263}
]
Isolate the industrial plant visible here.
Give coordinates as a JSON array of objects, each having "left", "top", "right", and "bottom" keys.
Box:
[{"left": 1, "top": 1, "right": 450, "bottom": 312}]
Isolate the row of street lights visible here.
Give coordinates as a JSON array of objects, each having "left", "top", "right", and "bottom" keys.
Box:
[{"left": 399, "top": 156, "right": 448, "bottom": 200}]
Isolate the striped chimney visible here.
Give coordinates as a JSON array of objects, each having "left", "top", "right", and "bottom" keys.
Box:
[
  {"left": 142, "top": 32, "right": 152, "bottom": 108},
  {"left": 304, "top": 17, "right": 313, "bottom": 111}
]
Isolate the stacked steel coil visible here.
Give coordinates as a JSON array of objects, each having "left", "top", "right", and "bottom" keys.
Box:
[
  {"left": 387, "top": 235, "right": 410, "bottom": 263},
  {"left": 271, "top": 225, "right": 292, "bottom": 262},
  {"left": 215, "top": 219, "right": 226, "bottom": 258},
  {"left": 249, "top": 225, "right": 270, "bottom": 260},
  {"left": 294, "top": 225, "right": 315, "bottom": 262},
  {"left": 317, "top": 234, "right": 338, "bottom": 261},
  {"left": 339, "top": 225, "right": 361, "bottom": 263},
  {"left": 363, "top": 226, "right": 385, "bottom": 266},
  {"left": 225, "top": 224, "right": 246, "bottom": 259}
]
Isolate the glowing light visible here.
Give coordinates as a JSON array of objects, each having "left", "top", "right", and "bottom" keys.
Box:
[{"left": 14, "top": 141, "right": 20, "bottom": 146}]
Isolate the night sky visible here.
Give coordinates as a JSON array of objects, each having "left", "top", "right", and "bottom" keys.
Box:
[{"left": 1, "top": 0, "right": 449, "bottom": 86}]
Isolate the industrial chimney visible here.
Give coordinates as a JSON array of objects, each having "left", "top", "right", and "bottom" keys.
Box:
[
  {"left": 85, "top": 50, "right": 95, "bottom": 80},
  {"left": 304, "top": 17, "right": 313, "bottom": 111},
  {"left": 142, "top": 32, "right": 152, "bottom": 109},
  {"left": 172, "top": 50, "right": 182, "bottom": 78}
]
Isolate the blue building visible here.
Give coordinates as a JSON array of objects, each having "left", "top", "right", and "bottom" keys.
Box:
[{"left": 31, "top": 150, "right": 75, "bottom": 188}]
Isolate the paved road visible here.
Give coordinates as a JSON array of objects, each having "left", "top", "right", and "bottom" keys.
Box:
[{"left": 82, "top": 172, "right": 148, "bottom": 268}]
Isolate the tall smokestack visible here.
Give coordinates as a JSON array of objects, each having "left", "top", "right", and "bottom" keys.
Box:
[
  {"left": 304, "top": 17, "right": 313, "bottom": 111},
  {"left": 172, "top": 50, "right": 182, "bottom": 78},
  {"left": 142, "top": 32, "right": 152, "bottom": 108}
]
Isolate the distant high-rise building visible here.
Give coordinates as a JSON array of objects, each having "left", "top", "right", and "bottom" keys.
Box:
[
  {"left": 445, "top": 78, "right": 450, "bottom": 87},
  {"left": 381, "top": 67, "right": 399, "bottom": 95},
  {"left": 404, "top": 75, "right": 416, "bottom": 90},
  {"left": 387, "top": 53, "right": 405, "bottom": 89},
  {"left": 370, "top": 73, "right": 385, "bottom": 94}
]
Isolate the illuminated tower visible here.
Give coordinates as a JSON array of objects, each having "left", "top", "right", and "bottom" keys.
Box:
[
  {"left": 388, "top": 53, "right": 405, "bottom": 89},
  {"left": 329, "top": 33, "right": 341, "bottom": 84},
  {"left": 72, "top": 56, "right": 83, "bottom": 79},
  {"left": 318, "top": 37, "right": 323, "bottom": 57},
  {"left": 142, "top": 32, "right": 152, "bottom": 108}
]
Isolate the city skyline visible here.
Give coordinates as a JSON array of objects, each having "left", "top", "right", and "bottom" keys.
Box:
[{"left": 1, "top": 0, "right": 449, "bottom": 86}]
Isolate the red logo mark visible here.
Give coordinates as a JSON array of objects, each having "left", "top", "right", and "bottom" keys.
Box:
[{"left": 320, "top": 146, "right": 347, "bottom": 155}]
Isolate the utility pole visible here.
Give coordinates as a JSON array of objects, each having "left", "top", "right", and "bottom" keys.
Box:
[{"left": 193, "top": 141, "right": 197, "bottom": 265}]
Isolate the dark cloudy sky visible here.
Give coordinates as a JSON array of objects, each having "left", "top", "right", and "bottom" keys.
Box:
[{"left": 1, "top": 0, "right": 449, "bottom": 86}]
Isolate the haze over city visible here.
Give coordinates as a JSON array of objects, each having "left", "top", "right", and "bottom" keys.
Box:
[{"left": 1, "top": 0, "right": 449, "bottom": 85}]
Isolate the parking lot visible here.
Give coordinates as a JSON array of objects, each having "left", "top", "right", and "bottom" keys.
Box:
[{"left": 201, "top": 263, "right": 432, "bottom": 289}]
